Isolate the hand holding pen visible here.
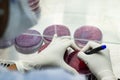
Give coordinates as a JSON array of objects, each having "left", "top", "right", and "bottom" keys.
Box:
[
  {"left": 77, "top": 41, "right": 116, "bottom": 80},
  {"left": 85, "top": 45, "right": 106, "bottom": 54}
]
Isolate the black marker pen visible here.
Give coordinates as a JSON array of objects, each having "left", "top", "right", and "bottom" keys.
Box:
[{"left": 85, "top": 45, "right": 106, "bottom": 54}]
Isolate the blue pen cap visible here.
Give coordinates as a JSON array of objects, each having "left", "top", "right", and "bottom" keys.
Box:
[{"left": 101, "top": 45, "right": 106, "bottom": 49}]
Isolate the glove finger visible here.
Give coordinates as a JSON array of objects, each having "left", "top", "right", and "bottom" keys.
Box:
[
  {"left": 77, "top": 51, "right": 88, "bottom": 61},
  {"left": 62, "top": 36, "right": 81, "bottom": 51},
  {"left": 62, "top": 39, "right": 80, "bottom": 51},
  {"left": 51, "top": 34, "right": 58, "bottom": 42},
  {"left": 61, "top": 40, "right": 73, "bottom": 48},
  {"left": 70, "top": 40, "right": 81, "bottom": 51},
  {"left": 60, "top": 36, "right": 71, "bottom": 40},
  {"left": 81, "top": 41, "right": 101, "bottom": 52}
]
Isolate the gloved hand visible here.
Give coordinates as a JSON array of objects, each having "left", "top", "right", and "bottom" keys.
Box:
[
  {"left": 16, "top": 34, "right": 80, "bottom": 74},
  {"left": 77, "top": 41, "right": 116, "bottom": 80}
]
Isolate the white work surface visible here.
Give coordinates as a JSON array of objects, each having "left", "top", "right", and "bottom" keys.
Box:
[{"left": 1, "top": 0, "right": 120, "bottom": 78}]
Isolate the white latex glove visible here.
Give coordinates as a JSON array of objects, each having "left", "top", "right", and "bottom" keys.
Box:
[
  {"left": 16, "top": 34, "right": 80, "bottom": 74},
  {"left": 77, "top": 41, "right": 116, "bottom": 80}
]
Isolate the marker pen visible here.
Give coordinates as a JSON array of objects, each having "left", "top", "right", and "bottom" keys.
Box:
[{"left": 85, "top": 45, "right": 106, "bottom": 54}]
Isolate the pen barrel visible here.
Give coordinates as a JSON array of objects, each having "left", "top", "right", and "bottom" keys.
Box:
[{"left": 85, "top": 45, "right": 106, "bottom": 54}]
